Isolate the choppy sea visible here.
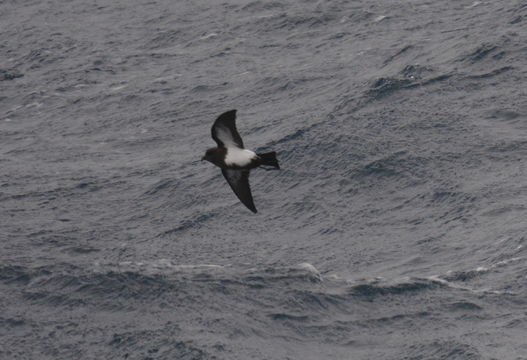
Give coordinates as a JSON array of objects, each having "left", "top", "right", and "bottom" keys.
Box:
[{"left": 1, "top": 0, "right": 527, "bottom": 359}]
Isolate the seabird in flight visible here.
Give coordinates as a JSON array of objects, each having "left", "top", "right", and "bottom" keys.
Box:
[{"left": 202, "top": 109, "right": 279, "bottom": 213}]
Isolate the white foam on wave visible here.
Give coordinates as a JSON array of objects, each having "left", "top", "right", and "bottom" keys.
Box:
[
  {"left": 95, "top": 259, "right": 226, "bottom": 276},
  {"left": 426, "top": 274, "right": 513, "bottom": 295},
  {"left": 137, "top": 259, "right": 225, "bottom": 272},
  {"left": 494, "top": 256, "right": 525, "bottom": 267},
  {"left": 292, "top": 263, "right": 323, "bottom": 282},
  {"left": 25, "top": 102, "right": 43, "bottom": 108},
  {"left": 153, "top": 76, "right": 175, "bottom": 83},
  {"left": 465, "top": 255, "right": 527, "bottom": 275},
  {"left": 110, "top": 85, "right": 127, "bottom": 92},
  {"left": 200, "top": 33, "right": 218, "bottom": 40}
]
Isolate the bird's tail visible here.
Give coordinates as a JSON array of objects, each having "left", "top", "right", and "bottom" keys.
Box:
[{"left": 258, "top": 151, "right": 280, "bottom": 169}]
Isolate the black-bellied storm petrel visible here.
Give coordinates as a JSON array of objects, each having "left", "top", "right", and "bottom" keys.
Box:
[{"left": 202, "top": 110, "right": 280, "bottom": 213}]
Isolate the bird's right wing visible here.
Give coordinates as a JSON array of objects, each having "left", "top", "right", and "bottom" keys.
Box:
[
  {"left": 211, "top": 110, "right": 245, "bottom": 148},
  {"left": 221, "top": 168, "right": 257, "bottom": 213}
]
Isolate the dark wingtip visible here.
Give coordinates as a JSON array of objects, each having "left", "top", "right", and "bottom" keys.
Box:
[
  {"left": 219, "top": 109, "right": 237, "bottom": 118},
  {"left": 245, "top": 202, "right": 257, "bottom": 213},
  {"left": 246, "top": 203, "right": 257, "bottom": 213}
]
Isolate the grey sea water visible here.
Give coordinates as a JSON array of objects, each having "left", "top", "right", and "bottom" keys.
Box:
[{"left": 1, "top": 0, "right": 527, "bottom": 359}]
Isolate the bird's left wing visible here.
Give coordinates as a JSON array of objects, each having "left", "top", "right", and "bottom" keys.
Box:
[
  {"left": 221, "top": 168, "right": 257, "bottom": 213},
  {"left": 211, "top": 110, "right": 244, "bottom": 148}
]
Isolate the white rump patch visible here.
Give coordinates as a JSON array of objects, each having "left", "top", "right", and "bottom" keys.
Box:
[{"left": 225, "top": 148, "right": 256, "bottom": 166}]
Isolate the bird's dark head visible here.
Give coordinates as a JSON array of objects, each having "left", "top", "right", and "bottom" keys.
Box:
[{"left": 202, "top": 147, "right": 218, "bottom": 163}]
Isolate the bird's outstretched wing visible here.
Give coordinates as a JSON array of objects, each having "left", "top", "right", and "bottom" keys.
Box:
[
  {"left": 211, "top": 110, "right": 244, "bottom": 148},
  {"left": 221, "top": 168, "right": 257, "bottom": 213}
]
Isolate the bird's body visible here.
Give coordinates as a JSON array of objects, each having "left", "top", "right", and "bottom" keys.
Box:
[
  {"left": 225, "top": 148, "right": 257, "bottom": 168},
  {"left": 202, "top": 110, "right": 279, "bottom": 213}
]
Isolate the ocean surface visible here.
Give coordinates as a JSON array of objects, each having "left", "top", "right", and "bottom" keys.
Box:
[{"left": 1, "top": 0, "right": 527, "bottom": 359}]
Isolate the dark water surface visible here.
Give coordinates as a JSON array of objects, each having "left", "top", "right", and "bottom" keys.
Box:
[{"left": 1, "top": 0, "right": 527, "bottom": 359}]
